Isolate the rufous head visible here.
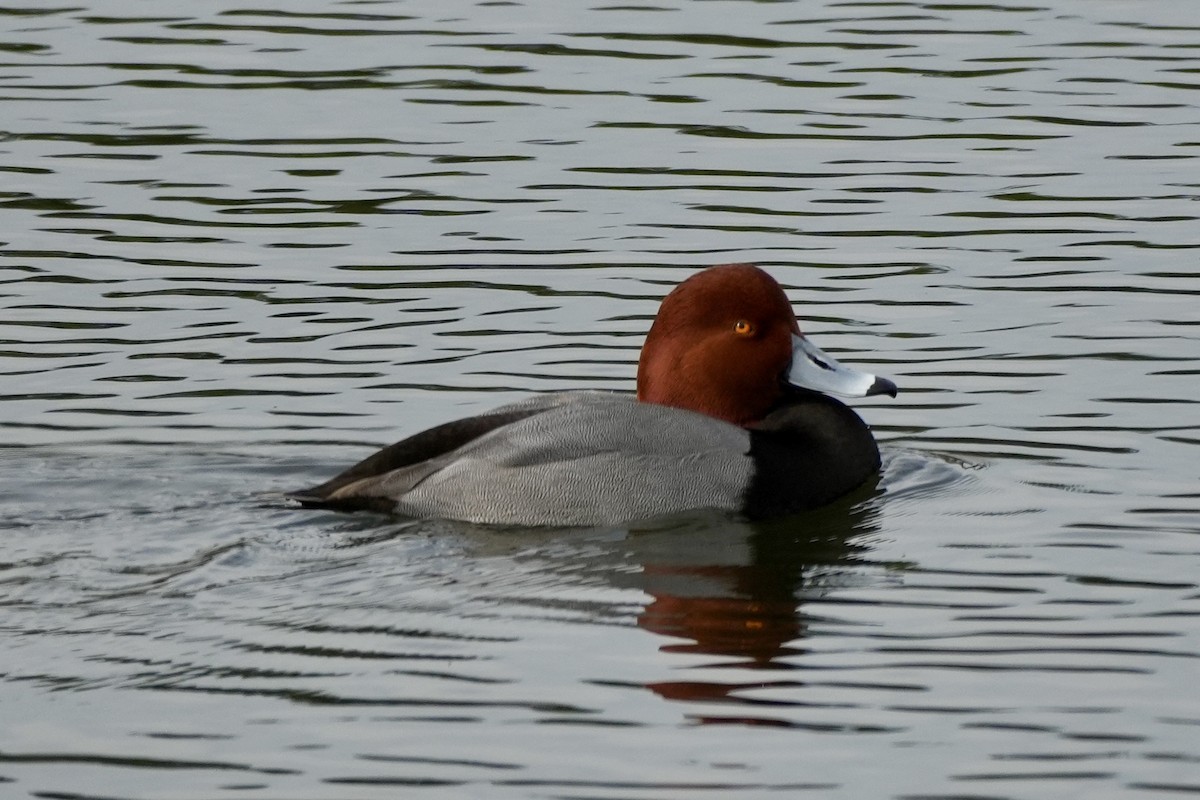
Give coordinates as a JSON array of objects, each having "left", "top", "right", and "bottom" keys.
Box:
[{"left": 636, "top": 264, "right": 895, "bottom": 426}]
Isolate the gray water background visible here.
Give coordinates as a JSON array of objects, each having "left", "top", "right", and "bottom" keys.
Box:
[{"left": 1, "top": 1, "right": 1198, "bottom": 798}]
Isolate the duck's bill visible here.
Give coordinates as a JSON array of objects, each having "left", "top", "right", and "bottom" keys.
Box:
[{"left": 787, "top": 334, "right": 897, "bottom": 398}]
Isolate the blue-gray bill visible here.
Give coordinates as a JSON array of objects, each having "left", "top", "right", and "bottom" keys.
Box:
[{"left": 787, "top": 334, "right": 897, "bottom": 399}]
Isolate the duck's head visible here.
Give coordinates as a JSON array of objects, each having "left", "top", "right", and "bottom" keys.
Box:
[{"left": 636, "top": 263, "right": 897, "bottom": 426}]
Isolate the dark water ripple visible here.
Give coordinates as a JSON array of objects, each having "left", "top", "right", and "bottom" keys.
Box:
[{"left": 2, "top": 2, "right": 1199, "bottom": 799}]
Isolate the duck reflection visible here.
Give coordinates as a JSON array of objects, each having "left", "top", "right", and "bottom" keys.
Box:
[
  {"left": 617, "top": 487, "right": 880, "bottom": 725},
  {"left": 382, "top": 484, "right": 882, "bottom": 728}
]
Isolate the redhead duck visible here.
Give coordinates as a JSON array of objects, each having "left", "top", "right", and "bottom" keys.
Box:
[{"left": 291, "top": 264, "right": 896, "bottom": 526}]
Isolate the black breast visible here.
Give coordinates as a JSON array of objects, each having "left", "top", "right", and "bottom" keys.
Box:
[{"left": 743, "top": 391, "right": 882, "bottom": 519}]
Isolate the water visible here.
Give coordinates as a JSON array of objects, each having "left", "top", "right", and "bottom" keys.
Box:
[{"left": 2, "top": 1, "right": 1198, "bottom": 797}]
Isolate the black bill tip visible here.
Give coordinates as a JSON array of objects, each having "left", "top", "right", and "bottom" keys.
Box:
[{"left": 866, "top": 375, "right": 898, "bottom": 398}]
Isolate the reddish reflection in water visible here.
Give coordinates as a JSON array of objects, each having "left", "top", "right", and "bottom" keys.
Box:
[{"left": 631, "top": 495, "right": 877, "bottom": 725}]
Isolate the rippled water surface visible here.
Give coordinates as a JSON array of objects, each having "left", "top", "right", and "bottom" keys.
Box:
[{"left": 2, "top": 1, "right": 1199, "bottom": 798}]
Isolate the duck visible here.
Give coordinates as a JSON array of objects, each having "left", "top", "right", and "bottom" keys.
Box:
[{"left": 290, "top": 263, "right": 897, "bottom": 526}]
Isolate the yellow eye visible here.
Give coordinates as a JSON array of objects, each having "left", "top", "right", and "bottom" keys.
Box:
[{"left": 733, "top": 320, "right": 755, "bottom": 337}]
